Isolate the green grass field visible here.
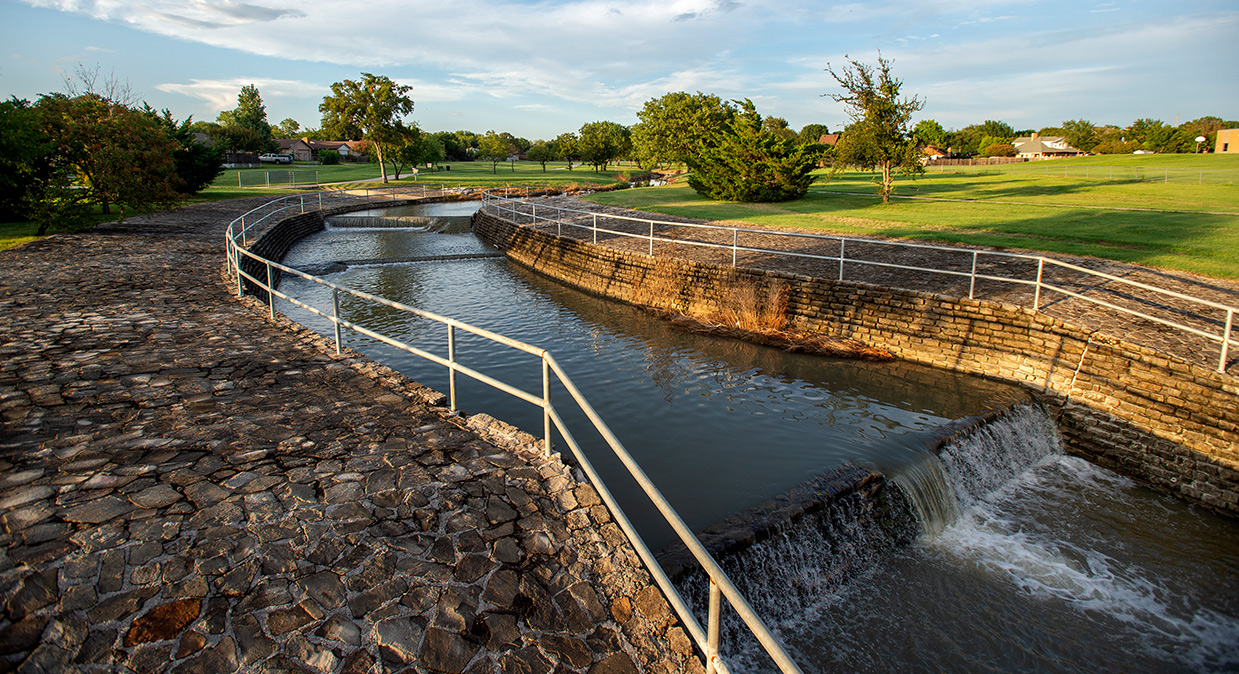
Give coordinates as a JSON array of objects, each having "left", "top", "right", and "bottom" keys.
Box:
[
  {"left": 585, "top": 163, "right": 1239, "bottom": 279},
  {"left": 213, "top": 160, "right": 643, "bottom": 192}
]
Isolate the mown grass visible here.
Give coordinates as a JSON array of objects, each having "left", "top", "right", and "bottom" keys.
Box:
[{"left": 586, "top": 168, "right": 1239, "bottom": 279}]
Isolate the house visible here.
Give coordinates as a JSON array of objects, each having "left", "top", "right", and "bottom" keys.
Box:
[
  {"left": 1012, "top": 133, "right": 1084, "bottom": 159},
  {"left": 277, "top": 138, "right": 314, "bottom": 162},
  {"left": 291, "top": 139, "right": 372, "bottom": 162},
  {"left": 921, "top": 144, "right": 948, "bottom": 160},
  {"left": 1216, "top": 128, "right": 1239, "bottom": 154},
  {"left": 817, "top": 133, "right": 841, "bottom": 147}
]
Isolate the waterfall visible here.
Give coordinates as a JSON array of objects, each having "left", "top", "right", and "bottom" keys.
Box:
[
  {"left": 893, "top": 402, "right": 1063, "bottom": 537},
  {"left": 325, "top": 214, "right": 474, "bottom": 232},
  {"left": 676, "top": 402, "right": 1067, "bottom": 671}
]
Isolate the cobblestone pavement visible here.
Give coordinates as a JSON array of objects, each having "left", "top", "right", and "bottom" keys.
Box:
[
  {"left": 0, "top": 199, "right": 700, "bottom": 673},
  {"left": 518, "top": 197, "right": 1239, "bottom": 374}
]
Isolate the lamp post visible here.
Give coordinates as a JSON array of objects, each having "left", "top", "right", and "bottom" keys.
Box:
[{"left": 1196, "top": 135, "right": 1206, "bottom": 153}]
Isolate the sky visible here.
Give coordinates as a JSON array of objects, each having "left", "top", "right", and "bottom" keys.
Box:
[{"left": 2, "top": 0, "right": 1236, "bottom": 140}]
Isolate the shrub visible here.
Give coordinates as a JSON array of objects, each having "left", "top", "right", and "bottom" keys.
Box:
[
  {"left": 982, "top": 143, "right": 1016, "bottom": 157},
  {"left": 319, "top": 150, "right": 340, "bottom": 165}
]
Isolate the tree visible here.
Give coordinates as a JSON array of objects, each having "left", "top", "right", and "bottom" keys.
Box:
[
  {"left": 797, "top": 123, "right": 831, "bottom": 146},
  {"left": 762, "top": 116, "right": 797, "bottom": 142},
  {"left": 319, "top": 73, "right": 415, "bottom": 183},
  {"left": 372, "top": 124, "right": 421, "bottom": 180},
  {"left": 912, "top": 119, "right": 949, "bottom": 149},
  {"left": 477, "top": 131, "right": 513, "bottom": 173},
  {"left": 217, "top": 84, "right": 276, "bottom": 152},
  {"left": 526, "top": 141, "right": 554, "bottom": 172},
  {"left": 36, "top": 93, "right": 182, "bottom": 230},
  {"left": 825, "top": 53, "right": 924, "bottom": 204},
  {"left": 274, "top": 118, "right": 301, "bottom": 138},
  {"left": 631, "top": 92, "right": 734, "bottom": 168},
  {"left": 0, "top": 97, "right": 54, "bottom": 221},
  {"left": 1060, "top": 119, "right": 1099, "bottom": 152},
  {"left": 552, "top": 132, "right": 579, "bottom": 169},
  {"left": 953, "top": 120, "right": 1014, "bottom": 155},
  {"left": 143, "top": 105, "right": 225, "bottom": 194},
  {"left": 981, "top": 142, "right": 1016, "bottom": 157},
  {"left": 577, "top": 121, "right": 631, "bottom": 172},
  {"left": 686, "top": 99, "right": 820, "bottom": 203}
]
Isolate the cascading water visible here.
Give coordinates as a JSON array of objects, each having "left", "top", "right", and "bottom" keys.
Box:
[{"left": 680, "top": 403, "right": 1239, "bottom": 673}]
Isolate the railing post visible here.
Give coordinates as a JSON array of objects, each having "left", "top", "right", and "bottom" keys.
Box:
[
  {"left": 1034, "top": 258, "right": 1045, "bottom": 309},
  {"left": 838, "top": 239, "right": 846, "bottom": 281},
  {"left": 332, "top": 287, "right": 342, "bottom": 354},
  {"left": 448, "top": 324, "right": 458, "bottom": 413},
  {"left": 1221, "top": 308, "right": 1234, "bottom": 373},
  {"left": 969, "top": 250, "right": 978, "bottom": 299},
  {"left": 300, "top": 194, "right": 305, "bottom": 214},
  {"left": 543, "top": 358, "right": 552, "bottom": 457},
  {"left": 732, "top": 229, "right": 738, "bottom": 267},
  {"left": 593, "top": 213, "right": 598, "bottom": 244},
  {"left": 649, "top": 222, "right": 655, "bottom": 256},
  {"left": 266, "top": 261, "right": 275, "bottom": 319},
  {"left": 532, "top": 203, "right": 536, "bottom": 225},
  {"left": 235, "top": 249, "right": 245, "bottom": 298},
  {"left": 706, "top": 578, "right": 722, "bottom": 674}
]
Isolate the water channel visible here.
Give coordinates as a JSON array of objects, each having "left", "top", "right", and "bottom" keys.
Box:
[{"left": 276, "top": 201, "right": 1239, "bottom": 673}]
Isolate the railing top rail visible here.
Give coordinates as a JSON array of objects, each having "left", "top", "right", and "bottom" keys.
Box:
[
  {"left": 226, "top": 188, "right": 802, "bottom": 672},
  {"left": 482, "top": 192, "right": 1239, "bottom": 317}
]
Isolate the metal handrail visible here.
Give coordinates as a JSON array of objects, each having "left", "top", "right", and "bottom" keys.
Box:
[
  {"left": 224, "top": 185, "right": 803, "bottom": 674},
  {"left": 483, "top": 192, "right": 1237, "bottom": 373}
]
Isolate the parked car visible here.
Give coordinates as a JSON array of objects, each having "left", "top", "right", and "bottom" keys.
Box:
[{"left": 259, "top": 153, "right": 294, "bottom": 164}]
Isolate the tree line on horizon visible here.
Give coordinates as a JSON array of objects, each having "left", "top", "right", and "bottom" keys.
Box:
[{"left": 4, "top": 61, "right": 1237, "bottom": 232}]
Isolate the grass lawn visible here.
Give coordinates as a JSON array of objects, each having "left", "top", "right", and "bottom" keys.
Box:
[{"left": 584, "top": 167, "right": 1239, "bottom": 279}]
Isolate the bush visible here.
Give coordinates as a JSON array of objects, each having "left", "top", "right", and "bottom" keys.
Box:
[
  {"left": 982, "top": 143, "right": 1016, "bottom": 157},
  {"left": 319, "top": 150, "right": 340, "bottom": 165}
]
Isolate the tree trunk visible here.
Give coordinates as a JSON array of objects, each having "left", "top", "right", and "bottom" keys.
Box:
[
  {"left": 376, "top": 145, "right": 389, "bottom": 183},
  {"left": 880, "top": 163, "right": 893, "bottom": 204}
]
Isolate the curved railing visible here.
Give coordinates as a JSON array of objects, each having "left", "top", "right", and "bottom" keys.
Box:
[
  {"left": 224, "top": 185, "right": 802, "bottom": 674},
  {"left": 482, "top": 192, "right": 1237, "bottom": 374}
]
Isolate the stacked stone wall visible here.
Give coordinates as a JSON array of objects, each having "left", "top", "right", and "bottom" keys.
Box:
[{"left": 473, "top": 211, "right": 1239, "bottom": 515}]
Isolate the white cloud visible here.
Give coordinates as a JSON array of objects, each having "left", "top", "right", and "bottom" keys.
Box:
[{"left": 155, "top": 77, "right": 323, "bottom": 112}]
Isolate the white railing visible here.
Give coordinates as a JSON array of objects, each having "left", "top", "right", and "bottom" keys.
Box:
[
  {"left": 482, "top": 193, "right": 1237, "bottom": 374},
  {"left": 224, "top": 186, "right": 803, "bottom": 674}
]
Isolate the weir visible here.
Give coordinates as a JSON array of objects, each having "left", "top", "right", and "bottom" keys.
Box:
[{"left": 669, "top": 402, "right": 1237, "bottom": 673}]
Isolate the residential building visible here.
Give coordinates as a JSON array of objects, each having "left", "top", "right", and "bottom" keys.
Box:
[
  {"left": 1012, "top": 133, "right": 1084, "bottom": 159},
  {"left": 1216, "top": 128, "right": 1239, "bottom": 153}
]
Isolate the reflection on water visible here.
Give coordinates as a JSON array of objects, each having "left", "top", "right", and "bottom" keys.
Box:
[
  {"left": 280, "top": 223, "right": 1021, "bottom": 544},
  {"left": 279, "top": 221, "right": 1239, "bottom": 673}
]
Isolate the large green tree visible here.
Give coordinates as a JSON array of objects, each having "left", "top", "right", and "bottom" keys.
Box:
[
  {"left": 1060, "top": 119, "right": 1100, "bottom": 152},
  {"left": 477, "top": 131, "right": 514, "bottom": 173},
  {"left": 631, "top": 92, "right": 734, "bottom": 168},
  {"left": 144, "top": 105, "right": 225, "bottom": 194},
  {"left": 577, "top": 121, "right": 630, "bottom": 172},
  {"left": 797, "top": 123, "right": 831, "bottom": 146},
  {"left": 0, "top": 97, "right": 54, "bottom": 222},
  {"left": 826, "top": 54, "right": 924, "bottom": 203},
  {"left": 552, "top": 132, "right": 579, "bottom": 169},
  {"left": 686, "top": 99, "right": 820, "bottom": 203},
  {"left": 217, "top": 84, "right": 276, "bottom": 153},
  {"left": 526, "top": 141, "right": 554, "bottom": 172},
  {"left": 912, "top": 119, "right": 949, "bottom": 149},
  {"left": 36, "top": 93, "right": 182, "bottom": 230},
  {"left": 320, "top": 73, "right": 415, "bottom": 183}
]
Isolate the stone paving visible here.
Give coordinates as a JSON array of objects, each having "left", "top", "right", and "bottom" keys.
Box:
[
  {"left": 519, "top": 197, "right": 1239, "bottom": 374},
  {"left": 0, "top": 199, "right": 701, "bottom": 673}
]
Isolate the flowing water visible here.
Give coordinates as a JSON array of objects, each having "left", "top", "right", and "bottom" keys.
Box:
[{"left": 276, "top": 204, "right": 1239, "bottom": 674}]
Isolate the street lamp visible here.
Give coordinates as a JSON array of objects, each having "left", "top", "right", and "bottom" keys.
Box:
[{"left": 1196, "top": 135, "right": 1206, "bottom": 153}]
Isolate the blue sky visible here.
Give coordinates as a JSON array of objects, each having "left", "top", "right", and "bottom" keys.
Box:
[{"left": 3, "top": 0, "right": 1236, "bottom": 139}]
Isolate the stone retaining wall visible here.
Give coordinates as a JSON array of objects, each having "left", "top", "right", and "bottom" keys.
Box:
[{"left": 472, "top": 211, "right": 1239, "bottom": 515}]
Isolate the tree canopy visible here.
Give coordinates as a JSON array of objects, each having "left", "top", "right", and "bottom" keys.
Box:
[
  {"left": 577, "top": 121, "right": 631, "bottom": 172},
  {"left": 216, "top": 84, "right": 276, "bottom": 153},
  {"left": 320, "top": 73, "right": 415, "bottom": 183},
  {"left": 826, "top": 53, "right": 924, "bottom": 203},
  {"left": 685, "top": 99, "right": 821, "bottom": 203},
  {"left": 631, "top": 92, "right": 734, "bottom": 168}
]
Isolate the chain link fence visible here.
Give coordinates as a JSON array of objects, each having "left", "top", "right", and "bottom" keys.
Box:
[{"left": 236, "top": 170, "right": 321, "bottom": 188}]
